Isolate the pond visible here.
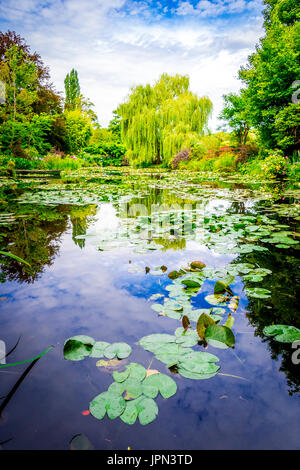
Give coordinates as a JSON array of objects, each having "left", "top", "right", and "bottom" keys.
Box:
[{"left": 0, "top": 168, "right": 299, "bottom": 450}]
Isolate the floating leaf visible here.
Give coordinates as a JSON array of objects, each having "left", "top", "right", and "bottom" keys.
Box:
[
  {"left": 104, "top": 342, "right": 132, "bottom": 359},
  {"left": 190, "top": 261, "right": 206, "bottom": 270},
  {"left": 142, "top": 373, "right": 177, "bottom": 399},
  {"left": 182, "top": 315, "right": 190, "bottom": 331},
  {"left": 63, "top": 336, "right": 95, "bottom": 361},
  {"left": 96, "top": 359, "right": 121, "bottom": 368},
  {"left": 229, "top": 296, "right": 239, "bottom": 313},
  {"left": 244, "top": 287, "right": 271, "bottom": 299},
  {"left": 120, "top": 396, "right": 158, "bottom": 425},
  {"left": 90, "top": 341, "right": 110, "bottom": 358},
  {"left": 205, "top": 325, "right": 235, "bottom": 348},
  {"left": 70, "top": 434, "right": 94, "bottom": 450},
  {"left": 89, "top": 391, "right": 126, "bottom": 420},
  {"left": 197, "top": 313, "right": 215, "bottom": 340},
  {"left": 263, "top": 325, "right": 300, "bottom": 343},
  {"left": 139, "top": 334, "right": 175, "bottom": 353},
  {"left": 108, "top": 378, "right": 143, "bottom": 399}
]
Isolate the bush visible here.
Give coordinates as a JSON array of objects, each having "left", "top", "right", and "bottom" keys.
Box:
[
  {"left": 39, "top": 154, "right": 84, "bottom": 171},
  {"left": 260, "top": 150, "right": 289, "bottom": 178},
  {"left": 213, "top": 152, "right": 236, "bottom": 172},
  {"left": 84, "top": 141, "right": 127, "bottom": 166}
]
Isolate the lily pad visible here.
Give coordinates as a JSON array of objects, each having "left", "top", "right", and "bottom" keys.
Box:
[
  {"left": 120, "top": 396, "right": 158, "bottom": 425},
  {"left": 89, "top": 391, "right": 126, "bottom": 420},
  {"left": 104, "top": 342, "right": 132, "bottom": 359},
  {"left": 263, "top": 325, "right": 300, "bottom": 343},
  {"left": 63, "top": 336, "right": 95, "bottom": 361},
  {"left": 90, "top": 341, "right": 110, "bottom": 358},
  {"left": 142, "top": 373, "right": 177, "bottom": 399},
  {"left": 205, "top": 325, "right": 235, "bottom": 348},
  {"left": 244, "top": 288, "right": 271, "bottom": 299}
]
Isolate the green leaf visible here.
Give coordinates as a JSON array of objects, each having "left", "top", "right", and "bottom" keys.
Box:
[
  {"left": 244, "top": 287, "right": 271, "bottom": 299},
  {"left": 89, "top": 391, "right": 126, "bottom": 420},
  {"left": 263, "top": 325, "right": 300, "bottom": 343},
  {"left": 104, "top": 342, "right": 132, "bottom": 359},
  {"left": 196, "top": 313, "right": 215, "bottom": 339},
  {"left": 90, "top": 341, "right": 110, "bottom": 358},
  {"left": 142, "top": 373, "right": 177, "bottom": 399},
  {"left": 0, "top": 250, "right": 31, "bottom": 266},
  {"left": 108, "top": 378, "right": 143, "bottom": 399},
  {"left": 139, "top": 334, "right": 175, "bottom": 353},
  {"left": 205, "top": 325, "right": 235, "bottom": 348},
  {"left": 63, "top": 336, "right": 95, "bottom": 361},
  {"left": 181, "top": 279, "right": 201, "bottom": 288}
]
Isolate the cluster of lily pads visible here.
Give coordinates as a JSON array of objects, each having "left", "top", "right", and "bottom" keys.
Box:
[{"left": 63, "top": 335, "right": 177, "bottom": 425}]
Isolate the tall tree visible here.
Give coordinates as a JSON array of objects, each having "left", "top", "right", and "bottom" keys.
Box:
[
  {"left": 219, "top": 91, "right": 251, "bottom": 146},
  {"left": 117, "top": 73, "right": 212, "bottom": 166},
  {"left": 0, "top": 30, "right": 62, "bottom": 115},
  {"left": 0, "top": 45, "right": 38, "bottom": 121},
  {"left": 64, "top": 69, "right": 80, "bottom": 110},
  {"left": 238, "top": 0, "right": 300, "bottom": 152}
]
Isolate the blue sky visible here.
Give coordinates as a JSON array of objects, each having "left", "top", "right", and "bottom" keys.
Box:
[{"left": 0, "top": 0, "right": 264, "bottom": 129}]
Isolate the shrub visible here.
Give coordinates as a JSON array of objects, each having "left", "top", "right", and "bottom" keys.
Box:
[
  {"left": 260, "top": 150, "right": 289, "bottom": 178},
  {"left": 172, "top": 148, "right": 190, "bottom": 169},
  {"left": 84, "top": 141, "right": 127, "bottom": 166},
  {"left": 213, "top": 152, "right": 236, "bottom": 172}
]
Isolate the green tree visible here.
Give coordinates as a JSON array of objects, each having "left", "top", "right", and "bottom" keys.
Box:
[
  {"left": 238, "top": 0, "right": 300, "bottom": 152},
  {"left": 117, "top": 73, "right": 212, "bottom": 167},
  {"left": 0, "top": 45, "right": 38, "bottom": 121},
  {"left": 64, "top": 108, "right": 92, "bottom": 153},
  {"left": 64, "top": 68, "right": 80, "bottom": 110},
  {"left": 218, "top": 92, "right": 251, "bottom": 146}
]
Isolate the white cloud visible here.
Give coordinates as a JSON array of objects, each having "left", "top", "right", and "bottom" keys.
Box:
[{"left": 0, "top": 0, "right": 264, "bottom": 130}]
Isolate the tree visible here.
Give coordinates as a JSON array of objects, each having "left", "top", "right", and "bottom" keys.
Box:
[
  {"left": 64, "top": 109, "right": 92, "bottom": 153},
  {"left": 0, "top": 45, "right": 38, "bottom": 121},
  {"left": 64, "top": 69, "right": 80, "bottom": 110},
  {"left": 0, "top": 30, "right": 62, "bottom": 115},
  {"left": 219, "top": 92, "right": 251, "bottom": 146},
  {"left": 238, "top": 0, "right": 300, "bottom": 152},
  {"left": 117, "top": 73, "right": 212, "bottom": 167}
]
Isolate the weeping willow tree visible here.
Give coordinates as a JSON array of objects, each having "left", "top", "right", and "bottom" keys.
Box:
[{"left": 117, "top": 74, "right": 212, "bottom": 167}]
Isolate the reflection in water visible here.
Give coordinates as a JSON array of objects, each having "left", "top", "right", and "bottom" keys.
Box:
[{"left": 0, "top": 174, "right": 299, "bottom": 449}]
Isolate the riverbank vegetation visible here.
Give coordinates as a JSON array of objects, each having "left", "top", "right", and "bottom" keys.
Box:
[{"left": 0, "top": 0, "right": 299, "bottom": 180}]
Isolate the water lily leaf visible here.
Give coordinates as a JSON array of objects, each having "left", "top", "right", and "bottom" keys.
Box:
[
  {"left": 70, "top": 434, "right": 94, "bottom": 450},
  {"left": 263, "top": 325, "right": 300, "bottom": 343},
  {"left": 224, "top": 315, "right": 235, "bottom": 329},
  {"left": 96, "top": 359, "right": 120, "bottom": 368},
  {"left": 182, "top": 279, "right": 201, "bottom": 288},
  {"left": 243, "top": 274, "right": 264, "bottom": 282},
  {"left": 168, "top": 270, "right": 182, "bottom": 280},
  {"left": 205, "top": 294, "right": 229, "bottom": 306},
  {"left": 197, "top": 313, "right": 215, "bottom": 339},
  {"left": 108, "top": 378, "right": 143, "bottom": 399},
  {"left": 229, "top": 296, "right": 239, "bottom": 313},
  {"left": 178, "top": 368, "right": 219, "bottom": 380},
  {"left": 214, "top": 280, "right": 233, "bottom": 296},
  {"left": 112, "top": 369, "right": 130, "bottom": 383},
  {"left": 205, "top": 325, "right": 235, "bottom": 348},
  {"left": 155, "top": 344, "right": 193, "bottom": 367},
  {"left": 182, "top": 315, "right": 190, "bottom": 330},
  {"left": 90, "top": 341, "right": 110, "bottom": 358},
  {"left": 190, "top": 261, "right": 206, "bottom": 270},
  {"left": 104, "top": 342, "right": 132, "bottom": 359},
  {"left": 244, "top": 288, "right": 271, "bottom": 299},
  {"left": 89, "top": 391, "right": 126, "bottom": 420},
  {"left": 63, "top": 336, "right": 95, "bottom": 361},
  {"left": 142, "top": 373, "right": 177, "bottom": 399},
  {"left": 139, "top": 334, "right": 175, "bottom": 353},
  {"left": 121, "top": 396, "right": 158, "bottom": 425}
]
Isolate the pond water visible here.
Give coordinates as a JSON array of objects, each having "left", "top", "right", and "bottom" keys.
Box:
[{"left": 0, "top": 169, "right": 299, "bottom": 450}]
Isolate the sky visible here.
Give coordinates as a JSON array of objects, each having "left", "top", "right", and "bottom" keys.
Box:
[{"left": 0, "top": 0, "right": 264, "bottom": 130}]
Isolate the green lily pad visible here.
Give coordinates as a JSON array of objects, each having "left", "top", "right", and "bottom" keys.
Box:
[
  {"left": 104, "top": 342, "right": 132, "bottom": 359},
  {"left": 120, "top": 396, "right": 158, "bottom": 425},
  {"left": 89, "top": 391, "right": 126, "bottom": 420},
  {"left": 90, "top": 341, "right": 110, "bottom": 358},
  {"left": 139, "top": 334, "right": 176, "bottom": 353},
  {"left": 142, "top": 373, "right": 177, "bottom": 399},
  {"left": 263, "top": 325, "right": 300, "bottom": 343},
  {"left": 108, "top": 378, "right": 143, "bottom": 399},
  {"left": 244, "top": 287, "right": 271, "bottom": 299},
  {"left": 63, "top": 336, "right": 95, "bottom": 361},
  {"left": 205, "top": 325, "right": 235, "bottom": 348}
]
